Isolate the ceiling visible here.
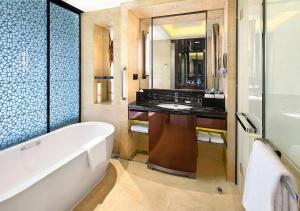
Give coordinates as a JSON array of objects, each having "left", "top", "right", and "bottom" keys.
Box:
[
  {"left": 152, "top": 10, "right": 223, "bottom": 40},
  {"left": 62, "top": 0, "right": 225, "bottom": 15},
  {"left": 126, "top": 0, "right": 225, "bottom": 19},
  {"left": 62, "top": 0, "right": 132, "bottom": 12}
]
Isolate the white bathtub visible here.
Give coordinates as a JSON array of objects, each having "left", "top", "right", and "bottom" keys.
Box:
[{"left": 0, "top": 122, "right": 114, "bottom": 211}]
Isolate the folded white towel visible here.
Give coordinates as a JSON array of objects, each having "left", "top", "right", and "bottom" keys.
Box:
[
  {"left": 210, "top": 133, "right": 224, "bottom": 144},
  {"left": 197, "top": 131, "right": 210, "bottom": 142},
  {"left": 243, "top": 141, "right": 298, "bottom": 211},
  {"left": 131, "top": 123, "right": 148, "bottom": 134},
  {"left": 82, "top": 136, "right": 106, "bottom": 171},
  {"left": 204, "top": 94, "right": 215, "bottom": 98},
  {"left": 214, "top": 94, "right": 225, "bottom": 99}
]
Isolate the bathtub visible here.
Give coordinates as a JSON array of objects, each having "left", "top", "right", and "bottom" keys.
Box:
[{"left": 0, "top": 122, "right": 114, "bottom": 211}]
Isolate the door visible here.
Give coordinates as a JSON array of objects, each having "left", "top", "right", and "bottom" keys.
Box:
[
  {"left": 265, "top": 0, "right": 300, "bottom": 177},
  {"left": 237, "top": 0, "right": 263, "bottom": 191},
  {"left": 238, "top": 0, "right": 300, "bottom": 195}
]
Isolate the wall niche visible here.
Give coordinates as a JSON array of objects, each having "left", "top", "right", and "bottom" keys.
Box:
[{"left": 93, "top": 24, "right": 114, "bottom": 104}]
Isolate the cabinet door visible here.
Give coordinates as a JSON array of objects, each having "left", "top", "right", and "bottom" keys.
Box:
[{"left": 148, "top": 112, "right": 197, "bottom": 174}]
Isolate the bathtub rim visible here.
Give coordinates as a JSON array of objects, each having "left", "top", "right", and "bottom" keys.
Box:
[
  {"left": 0, "top": 122, "right": 115, "bottom": 204},
  {"left": 0, "top": 122, "right": 114, "bottom": 154}
]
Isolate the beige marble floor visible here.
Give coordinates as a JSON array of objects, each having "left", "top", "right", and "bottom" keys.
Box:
[{"left": 74, "top": 143, "right": 244, "bottom": 211}]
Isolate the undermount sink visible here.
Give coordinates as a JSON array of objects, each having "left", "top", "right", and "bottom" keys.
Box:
[{"left": 157, "top": 103, "right": 193, "bottom": 110}]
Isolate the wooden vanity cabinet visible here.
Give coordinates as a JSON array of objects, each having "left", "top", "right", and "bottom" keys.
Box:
[
  {"left": 148, "top": 112, "right": 197, "bottom": 178},
  {"left": 196, "top": 117, "right": 226, "bottom": 130}
]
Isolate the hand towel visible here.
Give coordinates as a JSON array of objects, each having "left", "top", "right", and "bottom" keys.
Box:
[
  {"left": 130, "top": 123, "right": 148, "bottom": 134},
  {"left": 214, "top": 94, "right": 225, "bottom": 99},
  {"left": 204, "top": 94, "right": 215, "bottom": 99},
  {"left": 243, "top": 141, "right": 298, "bottom": 211},
  {"left": 210, "top": 132, "right": 224, "bottom": 144},
  {"left": 82, "top": 136, "right": 106, "bottom": 171},
  {"left": 197, "top": 131, "right": 210, "bottom": 142}
]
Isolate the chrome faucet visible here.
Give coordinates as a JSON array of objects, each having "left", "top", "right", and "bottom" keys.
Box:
[
  {"left": 20, "top": 141, "right": 41, "bottom": 151},
  {"left": 198, "top": 96, "right": 202, "bottom": 107},
  {"left": 174, "top": 92, "right": 179, "bottom": 103}
]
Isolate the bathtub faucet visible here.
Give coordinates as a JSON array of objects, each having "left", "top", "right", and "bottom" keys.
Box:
[{"left": 20, "top": 141, "right": 41, "bottom": 151}]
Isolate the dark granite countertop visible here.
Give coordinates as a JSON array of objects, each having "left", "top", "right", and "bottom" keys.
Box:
[{"left": 128, "top": 100, "right": 227, "bottom": 119}]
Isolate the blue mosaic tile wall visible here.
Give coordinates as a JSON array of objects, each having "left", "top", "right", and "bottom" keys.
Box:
[
  {"left": 0, "top": 0, "right": 48, "bottom": 150},
  {"left": 50, "top": 3, "right": 80, "bottom": 131},
  {"left": 0, "top": 1, "right": 80, "bottom": 150}
]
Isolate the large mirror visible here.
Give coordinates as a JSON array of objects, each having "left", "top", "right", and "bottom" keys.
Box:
[{"left": 141, "top": 10, "right": 225, "bottom": 91}]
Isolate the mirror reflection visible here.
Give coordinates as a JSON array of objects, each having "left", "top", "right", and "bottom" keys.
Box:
[
  {"left": 152, "top": 12, "right": 207, "bottom": 90},
  {"left": 141, "top": 10, "right": 225, "bottom": 91}
]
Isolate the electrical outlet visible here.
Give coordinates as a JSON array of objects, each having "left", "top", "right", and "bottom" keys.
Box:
[{"left": 133, "top": 74, "right": 138, "bottom": 80}]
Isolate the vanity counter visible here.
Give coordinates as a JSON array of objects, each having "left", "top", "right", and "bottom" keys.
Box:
[{"left": 128, "top": 100, "right": 227, "bottom": 119}]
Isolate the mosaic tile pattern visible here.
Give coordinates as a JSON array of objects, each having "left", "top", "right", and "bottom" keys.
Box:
[
  {"left": 0, "top": 0, "right": 47, "bottom": 150},
  {"left": 50, "top": 3, "right": 80, "bottom": 131}
]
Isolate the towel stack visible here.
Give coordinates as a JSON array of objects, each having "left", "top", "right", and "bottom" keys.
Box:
[
  {"left": 130, "top": 123, "right": 148, "bottom": 134},
  {"left": 197, "top": 131, "right": 210, "bottom": 142},
  {"left": 204, "top": 94, "right": 215, "bottom": 98},
  {"left": 214, "top": 94, "right": 225, "bottom": 99},
  {"left": 197, "top": 131, "right": 224, "bottom": 144},
  {"left": 204, "top": 93, "right": 225, "bottom": 99}
]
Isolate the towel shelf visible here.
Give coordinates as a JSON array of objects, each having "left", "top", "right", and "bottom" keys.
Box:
[
  {"left": 129, "top": 120, "right": 149, "bottom": 135},
  {"left": 196, "top": 127, "right": 227, "bottom": 147},
  {"left": 255, "top": 138, "right": 300, "bottom": 208},
  {"left": 130, "top": 124, "right": 148, "bottom": 134}
]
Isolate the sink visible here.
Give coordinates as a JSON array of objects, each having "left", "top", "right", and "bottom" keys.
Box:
[{"left": 157, "top": 104, "right": 192, "bottom": 110}]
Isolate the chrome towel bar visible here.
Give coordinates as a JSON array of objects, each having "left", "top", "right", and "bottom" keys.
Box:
[
  {"left": 236, "top": 112, "right": 257, "bottom": 134},
  {"left": 282, "top": 176, "right": 300, "bottom": 208}
]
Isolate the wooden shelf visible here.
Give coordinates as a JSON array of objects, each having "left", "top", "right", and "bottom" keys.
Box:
[{"left": 94, "top": 76, "right": 114, "bottom": 80}]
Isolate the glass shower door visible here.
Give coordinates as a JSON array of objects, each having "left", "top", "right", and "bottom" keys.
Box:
[{"left": 265, "top": 0, "right": 300, "bottom": 172}]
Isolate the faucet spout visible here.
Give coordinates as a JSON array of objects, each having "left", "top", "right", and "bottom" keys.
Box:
[
  {"left": 174, "top": 92, "right": 179, "bottom": 103},
  {"left": 198, "top": 96, "right": 203, "bottom": 107}
]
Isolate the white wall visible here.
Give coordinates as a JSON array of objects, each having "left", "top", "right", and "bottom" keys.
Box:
[{"left": 81, "top": 7, "right": 141, "bottom": 159}]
